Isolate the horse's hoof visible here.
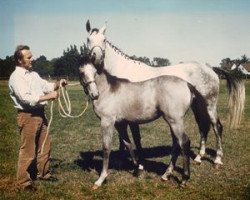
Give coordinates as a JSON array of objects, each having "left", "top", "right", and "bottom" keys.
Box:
[
  {"left": 92, "top": 184, "right": 100, "bottom": 190},
  {"left": 161, "top": 174, "right": 171, "bottom": 182},
  {"left": 138, "top": 164, "right": 144, "bottom": 171},
  {"left": 194, "top": 155, "right": 202, "bottom": 164},
  {"left": 194, "top": 160, "right": 202, "bottom": 165},
  {"left": 179, "top": 182, "right": 187, "bottom": 189}
]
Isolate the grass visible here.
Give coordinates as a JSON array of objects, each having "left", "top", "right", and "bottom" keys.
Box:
[{"left": 0, "top": 80, "right": 249, "bottom": 200}]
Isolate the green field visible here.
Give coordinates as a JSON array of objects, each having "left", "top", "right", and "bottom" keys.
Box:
[{"left": 0, "top": 80, "right": 249, "bottom": 200}]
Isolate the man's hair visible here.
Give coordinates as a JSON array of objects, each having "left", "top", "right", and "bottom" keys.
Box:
[{"left": 14, "top": 45, "right": 30, "bottom": 65}]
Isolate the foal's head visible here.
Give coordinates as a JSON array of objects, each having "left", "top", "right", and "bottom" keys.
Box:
[
  {"left": 79, "top": 59, "right": 99, "bottom": 100},
  {"left": 86, "top": 20, "right": 107, "bottom": 66}
]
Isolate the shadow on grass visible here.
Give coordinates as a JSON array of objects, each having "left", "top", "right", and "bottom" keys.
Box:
[
  {"left": 190, "top": 146, "right": 217, "bottom": 165},
  {"left": 74, "top": 145, "right": 189, "bottom": 177},
  {"left": 50, "top": 145, "right": 217, "bottom": 185}
]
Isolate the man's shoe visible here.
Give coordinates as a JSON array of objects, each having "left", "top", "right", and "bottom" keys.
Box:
[{"left": 23, "top": 184, "right": 37, "bottom": 192}]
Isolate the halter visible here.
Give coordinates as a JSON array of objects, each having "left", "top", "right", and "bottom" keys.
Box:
[{"left": 88, "top": 45, "right": 105, "bottom": 60}]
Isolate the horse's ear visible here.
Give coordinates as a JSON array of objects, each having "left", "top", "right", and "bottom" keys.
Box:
[
  {"left": 99, "top": 21, "right": 107, "bottom": 34},
  {"left": 86, "top": 20, "right": 91, "bottom": 33}
]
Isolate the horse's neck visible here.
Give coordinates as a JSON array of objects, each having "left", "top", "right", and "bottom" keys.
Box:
[
  {"left": 104, "top": 42, "right": 194, "bottom": 82},
  {"left": 103, "top": 42, "right": 214, "bottom": 84},
  {"left": 104, "top": 43, "right": 159, "bottom": 81}
]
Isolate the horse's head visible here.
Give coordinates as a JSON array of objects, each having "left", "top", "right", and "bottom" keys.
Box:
[
  {"left": 79, "top": 60, "right": 99, "bottom": 100},
  {"left": 86, "top": 20, "right": 106, "bottom": 66}
]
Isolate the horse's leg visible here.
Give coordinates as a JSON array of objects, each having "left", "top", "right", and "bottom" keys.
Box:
[
  {"left": 191, "top": 98, "right": 211, "bottom": 164},
  {"left": 93, "top": 119, "right": 114, "bottom": 189},
  {"left": 207, "top": 104, "right": 223, "bottom": 167},
  {"left": 129, "top": 123, "right": 142, "bottom": 152},
  {"left": 117, "top": 123, "right": 128, "bottom": 151},
  {"left": 115, "top": 123, "right": 138, "bottom": 166},
  {"left": 129, "top": 123, "right": 144, "bottom": 170},
  {"left": 162, "top": 121, "right": 190, "bottom": 187}
]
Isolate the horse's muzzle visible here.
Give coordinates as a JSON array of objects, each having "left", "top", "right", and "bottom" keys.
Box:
[{"left": 89, "top": 47, "right": 104, "bottom": 65}]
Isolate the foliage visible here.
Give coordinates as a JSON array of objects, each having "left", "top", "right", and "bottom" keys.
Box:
[
  {"left": 220, "top": 54, "right": 250, "bottom": 70},
  {"left": 53, "top": 45, "right": 81, "bottom": 79},
  {"left": 32, "top": 55, "right": 53, "bottom": 77},
  {"left": 0, "top": 43, "right": 249, "bottom": 80},
  {"left": 0, "top": 80, "right": 249, "bottom": 200},
  {"left": 0, "top": 56, "right": 15, "bottom": 78},
  {"left": 152, "top": 57, "right": 171, "bottom": 67}
]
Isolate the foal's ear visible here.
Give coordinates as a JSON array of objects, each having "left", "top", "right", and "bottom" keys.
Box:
[
  {"left": 86, "top": 20, "right": 91, "bottom": 33},
  {"left": 99, "top": 21, "right": 107, "bottom": 34}
]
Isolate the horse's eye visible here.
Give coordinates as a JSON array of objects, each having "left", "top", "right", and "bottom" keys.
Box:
[{"left": 87, "top": 38, "right": 90, "bottom": 43}]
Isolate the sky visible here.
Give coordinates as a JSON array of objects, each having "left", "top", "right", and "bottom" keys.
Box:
[{"left": 0, "top": 0, "right": 250, "bottom": 66}]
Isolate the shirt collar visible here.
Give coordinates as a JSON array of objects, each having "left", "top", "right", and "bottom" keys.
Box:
[{"left": 16, "top": 66, "right": 31, "bottom": 75}]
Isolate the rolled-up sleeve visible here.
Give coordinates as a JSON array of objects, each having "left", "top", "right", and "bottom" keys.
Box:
[{"left": 40, "top": 78, "right": 55, "bottom": 93}]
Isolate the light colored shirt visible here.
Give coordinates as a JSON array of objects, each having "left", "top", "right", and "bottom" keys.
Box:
[{"left": 9, "top": 66, "right": 55, "bottom": 110}]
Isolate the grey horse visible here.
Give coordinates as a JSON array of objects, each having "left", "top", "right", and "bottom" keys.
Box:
[{"left": 85, "top": 20, "right": 245, "bottom": 168}]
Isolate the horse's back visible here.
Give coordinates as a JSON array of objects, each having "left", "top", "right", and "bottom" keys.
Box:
[{"left": 94, "top": 71, "right": 193, "bottom": 125}]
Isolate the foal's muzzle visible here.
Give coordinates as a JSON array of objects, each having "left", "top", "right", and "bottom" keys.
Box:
[{"left": 83, "top": 81, "right": 99, "bottom": 100}]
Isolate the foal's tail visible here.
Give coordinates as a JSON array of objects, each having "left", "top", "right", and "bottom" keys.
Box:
[{"left": 213, "top": 67, "right": 245, "bottom": 129}]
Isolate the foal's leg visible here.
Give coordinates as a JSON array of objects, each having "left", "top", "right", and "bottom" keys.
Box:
[
  {"left": 162, "top": 121, "right": 190, "bottom": 186},
  {"left": 93, "top": 119, "right": 114, "bottom": 189},
  {"left": 161, "top": 130, "right": 180, "bottom": 180},
  {"left": 129, "top": 123, "right": 144, "bottom": 170}
]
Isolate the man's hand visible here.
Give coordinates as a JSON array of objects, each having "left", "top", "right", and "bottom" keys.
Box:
[
  {"left": 54, "top": 79, "right": 67, "bottom": 90},
  {"left": 60, "top": 79, "right": 68, "bottom": 87},
  {"left": 49, "top": 91, "right": 59, "bottom": 100}
]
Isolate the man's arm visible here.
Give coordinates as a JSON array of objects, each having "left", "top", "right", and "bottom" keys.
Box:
[{"left": 38, "top": 91, "right": 59, "bottom": 103}]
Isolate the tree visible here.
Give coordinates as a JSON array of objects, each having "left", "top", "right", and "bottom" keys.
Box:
[
  {"left": 220, "top": 54, "right": 249, "bottom": 70},
  {"left": 130, "top": 55, "right": 151, "bottom": 66},
  {"left": 0, "top": 56, "right": 15, "bottom": 78},
  {"left": 53, "top": 44, "right": 81, "bottom": 79},
  {"left": 32, "top": 55, "right": 53, "bottom": 77},
  {"left": 220, "top": 58, "right": 233, "bottom": 70},
  {"left": 234, "top": 54, "right": 249, "bottom": 66},
  {"left": 152, "top": 57, "right": 171, "bottom": 67}
]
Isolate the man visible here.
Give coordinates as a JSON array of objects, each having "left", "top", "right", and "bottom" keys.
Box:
[{"left": 9, "top": 45, "right": 67, "bottom": 191}]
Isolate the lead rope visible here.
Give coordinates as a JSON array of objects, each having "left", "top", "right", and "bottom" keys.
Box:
[{"left": 41, "top": 81, "right": 89, "bottom": 154}]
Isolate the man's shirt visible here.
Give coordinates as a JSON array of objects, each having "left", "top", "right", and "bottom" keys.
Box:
[{"left": 9, "top": 66, "right": 55, "bottom": 110}]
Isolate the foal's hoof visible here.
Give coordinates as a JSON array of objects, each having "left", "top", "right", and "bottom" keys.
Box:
[{"left": 92, "top": 184, "right": 100, "bottom": 190}]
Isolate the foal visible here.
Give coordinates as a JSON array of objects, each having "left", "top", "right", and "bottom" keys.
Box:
[{"left": 79, "top": 61, "right": 200, "bottom": 189}]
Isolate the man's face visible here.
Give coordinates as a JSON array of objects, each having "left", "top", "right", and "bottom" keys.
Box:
[{"left": 19, "top": 49, "right": 33, "bottom": 70}]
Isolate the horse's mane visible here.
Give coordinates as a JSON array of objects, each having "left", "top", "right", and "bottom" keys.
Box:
[{"left": 106, "top": 40, "right": 146, "bottom": 65}]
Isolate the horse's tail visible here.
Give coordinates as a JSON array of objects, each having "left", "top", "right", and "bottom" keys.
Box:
[{"left": 213, "top": 67, "right": 245, "bottom": 129}]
